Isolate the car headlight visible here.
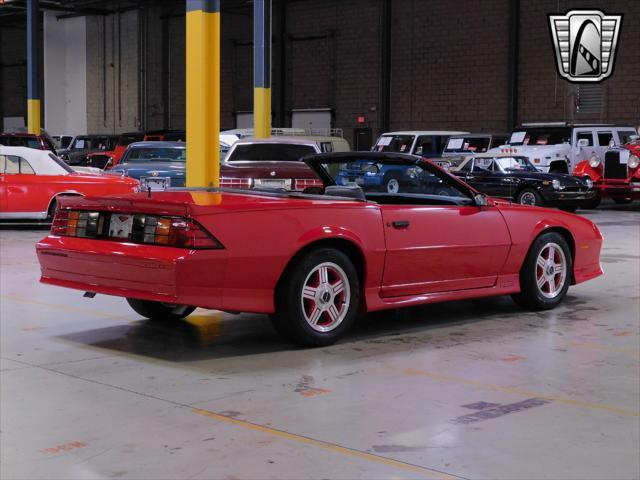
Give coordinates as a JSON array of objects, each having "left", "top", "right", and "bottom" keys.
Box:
[
  {"left": 583, "top": 177, "right": 593, "bottom": 188},
  {"left": 589, "top": 154, "right": 601, "bottom": 168},
  {"left": 552, "top": 179, "right": 561, "bottom": 190},
  {"left": 407, "top": 167, "right": 421, "bottom": 179},
  {"left": 629, "top": 155, "right": 639, "bottom": 169}
]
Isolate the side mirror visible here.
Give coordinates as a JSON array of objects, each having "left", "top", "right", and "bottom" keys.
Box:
[
  {"left": 577, "top": 139, "right": 589, "bottom": 148},
  {"left": 474, "top": 193, "right": 490, "bottom": 207},
  {"left": 609, "top": 139, "right": 616, "bottom": 148}
]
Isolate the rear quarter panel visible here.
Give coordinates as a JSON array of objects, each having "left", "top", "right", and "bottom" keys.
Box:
[{"left": 195, "top": 203, "right": 386, "bottom": 312}]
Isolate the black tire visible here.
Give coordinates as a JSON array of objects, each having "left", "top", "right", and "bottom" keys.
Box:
[
  {"left": 383, "top": 173, "right": 402, "bottom": 194},
  {"left": 511, "top": 231, "right": 573, "bottom": 310},
  {"left": 272, "top": 248, "right": 360, "bottom": 347},
  {"left": 613, "top": 198, "right": 633, "bottom": 204},
  {"left": 582, "top": 194, "right": 601, "bottom": 209},
  {"left": 559, "top": 205, "right": 578, "bottom": 213},
  {"left": 126, "top": 298, "right": 196, "bottom": 321},
  {"left": 516, "top": 188, "right": 542, "bottom": 207}
]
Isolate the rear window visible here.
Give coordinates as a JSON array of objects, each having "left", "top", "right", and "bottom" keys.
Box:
[
  {"left": 0, "top": 135, "right": 41, "bottom": 149},
  {"left": 125, "top": 147, "right": 186, "bottom": 162},
  {"left": 227, "top": 144, "right": 316, "bottom": 161}
]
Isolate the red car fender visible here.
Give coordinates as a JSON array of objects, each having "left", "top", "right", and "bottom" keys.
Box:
[{"left": 573, "top": 160, "right": 602, "bottom": 182}]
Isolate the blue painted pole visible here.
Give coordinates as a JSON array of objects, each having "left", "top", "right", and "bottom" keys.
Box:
[
  {"left": 254, "top": 0, "right": 271, "bottom": 138},
  {"left": 27, "top": 0, "right": 41, "bottom": 134}
]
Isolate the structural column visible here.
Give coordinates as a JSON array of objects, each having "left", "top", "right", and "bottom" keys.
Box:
[
  {"left": 186, "top": 0, "right": 220, "bottom": 188},
  {"left": 27, "top": 0, "right": 40, "bottom": 134},
  {"left": 254, "top": 0, "right": 271, "bottom": 138}
]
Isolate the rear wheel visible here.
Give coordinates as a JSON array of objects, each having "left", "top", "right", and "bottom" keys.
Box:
[
  {"left": 272, "top": 248, "right": 359, "bottom": 347},
  {"left": 384, "top": 174, "right": 401, "bottom": 194},
  {"left": 512, "top": 232, "right": 572, "bottom": 310},
  {"left": 517, "top": 188, "right": 542, "bottom": 207},
  {"left": 126, "top": 298, "right": 196, "bottom": 321}
]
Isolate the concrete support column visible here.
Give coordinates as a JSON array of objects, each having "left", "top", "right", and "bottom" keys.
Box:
[
  {"left": 254, "top": 0, "right": 271, "bottom": 138},
  {"left": 186, "top": 0, "right": 220, "bottom": 188},
  {"left": 44, "top": 12, "right": 87, "bottom": 135},
  {"left": 27, "top": 0, "right": 40, "bottom": 134}
]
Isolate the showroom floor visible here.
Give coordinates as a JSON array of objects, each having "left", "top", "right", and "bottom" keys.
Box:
[{"left": 1, "top": 203, "right": 639, "bottom": 480}]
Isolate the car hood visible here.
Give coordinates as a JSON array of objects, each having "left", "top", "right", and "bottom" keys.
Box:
[{"left": 507, "top": 171, "right": 587, "bottom": 186}]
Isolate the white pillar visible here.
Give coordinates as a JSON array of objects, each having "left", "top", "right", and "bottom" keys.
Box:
[{"left": 44, "top": 11, "right": 87, "bottom": 135}]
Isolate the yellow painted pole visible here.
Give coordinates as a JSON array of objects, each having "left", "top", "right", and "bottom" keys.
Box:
[
  {"left": 186, "top": 0, "right": 220, "bottom": 188},
  {"left": 254, "top": 0, "right": 271, "bottom": 138}
]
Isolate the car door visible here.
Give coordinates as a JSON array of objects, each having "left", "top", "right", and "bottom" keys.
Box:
[
  {"left": 380, "top": 184, "right": 511, "bottom": 297},
  {"left": 463, "top": 157, "right": 495, "bottom": 194},
  {"left": 3, "top": 155, "right": 48, "bottom": 216},
  {"left": 573, "top": 129, "right": 596, "bottom": 168}
]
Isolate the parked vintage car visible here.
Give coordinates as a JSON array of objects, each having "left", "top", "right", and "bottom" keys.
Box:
[
  {"left": 490, "top": 123, "right": 638, "bottom": 173},
  {"left": 451, "top": 154, "right": 595, "bottom": 212},
  {"left": 0, "top": 132, "right": 57, "bottom": 154},
  {"left": 37, "top": 151, "right": 602, "bottom": 346},
  {"left": 108, "top": 140, "right": 322, "bottom": 191},
  {"left": 442, "top": 133, "right": 509, "bottom": 157},
  {"left": 372, "top": 131, "right": 468, "bottom": 156},
  {"left": 0, "top": 146, "right": 138, "bottom": 220},
  {"left": 573, "top": 138, "right": 640, "bottom": 207},
  {"left": 57, "top": 134, "right": 118, "bottom": 166},
  {"left": 85, "top": 132, "right": 145, "bottom": 169}
]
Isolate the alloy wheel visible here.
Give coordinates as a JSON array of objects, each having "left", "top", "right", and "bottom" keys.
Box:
[
  {"left": 300, "top": 262, "right": 351, "bottom": 332},
  {"left": 535, "top": 242, "right": 567, "bottom": 299}
]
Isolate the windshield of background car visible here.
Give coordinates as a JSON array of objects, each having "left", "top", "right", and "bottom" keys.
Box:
[
  {"left": 125, "top": 147, "right": 186, "bottom": 162},
  {"left": 372, "top": 135, "right": 415, "bottom": 154},
  {"left": 508, "top": 127, "right": 571, "bottom": 146},
  {"left": 619, "top": 131, "right": 638, "bottom": 144},
  {"left": 494, "top": 156, "right": 537, "bottom": 172},
  {"left": 318, "top": 159, "right": 469, "bottom": 199},
  {"left": 71, "top": 137, "right": 108, "bottom": 149},
  {"left": 120, "top": 134, "right": 145, "bottom": 146},
  {"left": 48, "top": 153, "right": 75, "bottom": 174},
  {"left": 227, "top": 144, "right": 316, "bottom": 161},
  {"left": 444, "top": 137, "right": 491, "bottom": 153}
]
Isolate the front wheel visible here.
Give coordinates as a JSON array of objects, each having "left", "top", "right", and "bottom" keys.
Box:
[
  {"left": 126, "top": 298, "right": 196, "bottom": 321},
  {"left": 517, "top": 188, "right": 542, "bottom": 207},
  {"left": 273, "top": 248, "right": 360, "bottom": 347},
  {"left": 512, "top": 232, "right": 572, "bottom": 310}
]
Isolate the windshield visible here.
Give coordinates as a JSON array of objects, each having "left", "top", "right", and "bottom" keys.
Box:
[
  {"left": 48, "top": 153, "right": 75, "bottom": 174},
  {"left": 493, "top": 156, "right": 538, "bottom": 172},
  {"left": 227, "top": 144, "right": 316, "bottom": 161},
  {"left": 444, "top": 137, "right": 491, "bottom": 153},
  {"left": 124, "top": 147, "right": 186, "bottom": 163},
  {"left": 70, "top": 136, "right": 109, "bottom": 150},
  {"left": 372, "top": 135, "right": 415, "bottom": 154},
  {"left": 508, "top": 127, "right": 571, "bottom": 146},
  {"left": 316, "top": 158, "right": 470, "bottom": 200}
]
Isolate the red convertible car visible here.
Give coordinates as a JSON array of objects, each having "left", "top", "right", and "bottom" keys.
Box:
[
  {"left": 36, "top": 152, "right": 603, "bottom": 346},
  {"left": 0, "top": 146, "right": 139, "bottom": 220}
]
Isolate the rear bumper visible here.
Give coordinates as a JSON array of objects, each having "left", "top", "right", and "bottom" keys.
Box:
[
  {"left": 37, "top": 235, "right": 226, "bottom": 309},
  {"left": 540, "top": 189, "right": 596, "bottom": 205}
]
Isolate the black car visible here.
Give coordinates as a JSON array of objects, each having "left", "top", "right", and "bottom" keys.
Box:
[
  {"left": 57, "top": 134, "right": 118, "bottom": 166},
  {"left": 452, "top": 155, "right": 595, "bottom": 212}
]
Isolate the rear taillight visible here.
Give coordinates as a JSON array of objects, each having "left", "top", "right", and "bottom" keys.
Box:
[
  {"left": 220, "top": 177, "right": 252, "bottom": 189},
  {"left": 51, "top": 210, "right": 223, "bottom": 249},
  {"left": 294, "top": 178, "right": 324, "bottom": 191}
]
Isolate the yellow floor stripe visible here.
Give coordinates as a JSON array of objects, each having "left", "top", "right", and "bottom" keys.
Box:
[
  {"left": 566, "top": 342, "right": 640, "bottom": 358},
  {"left": 0, "top": 295, "right": 130, "bottom": 321},
  {"left": 193, "top": 408, "right": 462, "bottom": 479},
  {"left": 403, "top": 368, "right": 640, "bottom": 417}
]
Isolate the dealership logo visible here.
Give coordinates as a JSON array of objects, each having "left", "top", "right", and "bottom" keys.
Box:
[{"left": 548, "top": 9, "right": 622, "bottom": 82}]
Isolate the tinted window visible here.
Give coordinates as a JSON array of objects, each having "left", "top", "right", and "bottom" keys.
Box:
[
  {"left": 227, "top": 144, "right": 316, "bottom": 161},
  {"left": 125, "top": 147, "right": 186, "bottom": 162},
  {"left": 597, "top": 131, "right": 613, "bottom": 147},
  {"left": 120, "top": 134, "right": 145, "bottom": 146},
  {"left": 445, "top": 137, "right": 491, "bottom": 153},
  {"left": 619, "top": 131, "right": 637, "bottom": 144},
  {"left": 508, "top": 127, "right": 571, "bottom": 146},
  {"left": 576, "top": 131, "right": 594, "bottom": 146},
  {"left": 413, "top": 136, "right": 434, "bottom": 156},
  {"left": 373, "top": 135, "right": 415, "bottom": 153}
]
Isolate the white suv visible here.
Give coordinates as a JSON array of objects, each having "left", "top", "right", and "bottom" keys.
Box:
[{"left": 490, "top": 123, "right": 638, "bottom": 173}]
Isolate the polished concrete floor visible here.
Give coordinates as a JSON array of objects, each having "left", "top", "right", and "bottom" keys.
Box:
[{"left": 1, "top": 202, "right": 639, "bottom": 480}]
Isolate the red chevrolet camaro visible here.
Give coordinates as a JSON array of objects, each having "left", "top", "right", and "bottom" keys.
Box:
[{"left": 36, "top": 152, "right": 603, "bottom": 346}]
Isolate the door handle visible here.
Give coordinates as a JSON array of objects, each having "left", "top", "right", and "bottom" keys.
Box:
[{"left": 392, "top": 220, "right": 410, "bottom": 229}]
